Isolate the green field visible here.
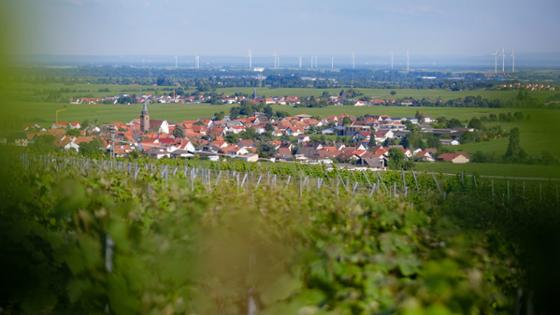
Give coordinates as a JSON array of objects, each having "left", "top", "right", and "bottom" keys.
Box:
[
  {"left": 12, "top": 82, "right": 557, "bottom": 104},
  {"left": 8, "top": 82, "right": 178, "bottom": 102},
  {"left": 10, "top": 102, "right": 235, "bottom": 126},
  {"left": 415, "top": 162, "right": 560, "bottom": 179},
  {"left": 453, "top": 110, "right": 560, "bottom": 157},
  {"left": 218, "top": 87, "right": 542, "bottom": 102},
  {"left": 280, "top": 105, "right": 515, "bottom": 120},
  {"left": 13, "top": 101, "right": 519, "bottom": 126}
]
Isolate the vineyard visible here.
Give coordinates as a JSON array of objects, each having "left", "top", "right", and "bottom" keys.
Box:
[{"left": 1, "top": 150, "right": 559, "bottom": 314}]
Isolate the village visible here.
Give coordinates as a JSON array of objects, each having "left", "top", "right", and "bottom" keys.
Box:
[
  {"left": 72, "top": 90, "right": 417, "bottom": 107},
  {"left": 20, "top": 101, "right": 474, "bottom": 169}
]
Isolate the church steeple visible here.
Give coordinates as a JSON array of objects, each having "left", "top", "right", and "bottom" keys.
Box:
[
  {"left": 140, "top": 101, "right": 150, "bottom": 133},
  {"left": 142, "top": 101, "right": 149, "bottom": 115}
]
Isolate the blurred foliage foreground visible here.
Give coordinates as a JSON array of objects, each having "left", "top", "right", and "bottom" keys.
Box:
[{"left": 0, "top": 151, "right": 559, "bottom": 315}]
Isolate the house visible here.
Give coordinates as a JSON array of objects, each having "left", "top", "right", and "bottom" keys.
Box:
[
  {"left": 413, "top": 149, "right": 435, "bottom": 162},
  {"left": 389, "top": 145, "right": 412, "bottom": 158},
  {"left": 440, "top": 139, "right": 461, "bottom": 146},
  {"left": 171, "top": 150, "right": 195, "bottom": 159},
  {"left": 237, "top": 139, "right": 256, "bottom": 149},
  {"left": 176, "top": 140, "right": 196, "bottom": 153},
  {"left": 14, "top": 139, "right": 29, "bottom": 147},
  {"left": 358, "top": 153, "right": 386, "bottom": 169},
  {"left": 63, "top": 138, "right": 80, "bottom": 152},
  {"left": 220, "top": 145, "right": 248, "bottom": 156},
  {"left": 150, "top": 120, "right": 170, "bottom": 134},
  {"left": 374, "top": 130, "right": 395, "bottom": 143},
  {"left": 297, "top": 135, "right": 310, "bottom": 144},
  {"left": 236, "top": 153, "right": 259, "bottom": 163},
  {"left": 146, "top": 147, "right": 170, "bottom": 159},
  {"left": 438, "top": 152, "right": 470, "bottom": 164},
  {"left": 51, "top": 121, "right": 69, "bottom": 129},
  {"left": 69, "top": 122, "right": 81, "bottom": 129},
  {"left": 275, "top": 146, "right": 294, "bottom": 160},
  {"left": 113, "top": 145, "right": 134, "bottom": 157},
  {"left": 354, "top": 100, "right": 368, "bottom": 107}
]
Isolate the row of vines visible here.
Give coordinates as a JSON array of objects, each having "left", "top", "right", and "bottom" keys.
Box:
[{"left": 1, "top": 150, "right": 558, "bottom": 314}]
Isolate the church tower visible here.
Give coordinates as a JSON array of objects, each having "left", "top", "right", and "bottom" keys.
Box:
[{"left": 140, "top": 101, "right": 150, "bottom": 133}]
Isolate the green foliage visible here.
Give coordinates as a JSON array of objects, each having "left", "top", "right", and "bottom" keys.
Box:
[
  {"left": 2, "top": 152, "right": 559, "bottom": 314},
  {"left": 80, "top": 139, "right": 104, "bottom": 157},
  {"left": 388, "top": 148, "right": 414, "bottom": 170},
  {"left": 30, "top": 135, "right": 56, "bottom": 152},
  {"left": 467, "top": 117, "right": 483, "bottom": 130},
  {"left": 212, "top": 111, "right": 225, "bottom": 121},
  {"left": 504, "top": 128, "right": 527, "bottom": 161},
  {"left": 172, "top": 125, "right": 184, "bottom": 139},
  {"left": 446, "top": 118, "right": 463, "bottom": 129},
  {"left": 66, "top": 128, "right": 80, "bottom": 137},
  {"left": 257, "top": 143, "right": 276, "bottom": 158},
  {"left": 224, "top": 133, "right": 239, "bottom": 144}
]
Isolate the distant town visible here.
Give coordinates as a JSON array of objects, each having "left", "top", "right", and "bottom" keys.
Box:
[{"left": 17, "top": 100, "right": 486, "bottom": 170}]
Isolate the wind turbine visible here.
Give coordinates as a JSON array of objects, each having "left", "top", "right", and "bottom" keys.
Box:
[
  {"left": 352, "top": 52, "right": 356, "bottom": 69},
  {"left": 331, "top": 56, "right": 334, "bottom": 71},
  {"left": 175, "top": 56, "right": 178, "bottom": 69},
  {"left": 491, "top": 51, "right": 498, "bottom": 73},
  {"left": 406, "top": 50, "right": 410, "bottom": 72},
  {"left": 248, "top": 49, "right": 253, "bottom": 69},
  {"left": 511, "top": 49, "right": 515, "bottom": 73},
  {"left": 501, "top": 48, "right": 505, "bottom": 73},
  {"left": 298, "top": 56, "right": 302, "bottom": 69},
  {"left": 390, "top": 51, "right": 394, "bottom": 70}
]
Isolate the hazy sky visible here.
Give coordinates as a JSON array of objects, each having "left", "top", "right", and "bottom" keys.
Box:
[{"left": 14, "top": 0, "right": 560, "bottom": 56}]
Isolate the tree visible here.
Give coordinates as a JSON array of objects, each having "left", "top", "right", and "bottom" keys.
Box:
[
  {"left": 387, "top": 148, "right": 413, "bottom": 170},
  {"left": 173, "top": 126, "right": 185, "bottom": 139},
  {"left": 81, "top": 120, "right": 91, "bottom": 129},
  {"left": 225, "top": 133, "right": 239, "bottom": 144},
  {"left": 213, "top": 112, "right": 225, "bottom": 121},
  {"left": 504, "top": 127, "right": 526, "bottom": 161},
  {"left": 368, "top": 131, "right": 376, "bottom": 148},
  {"left": 257, "top": 143, "right": 276, "bottom": 158},
  {"left": 342, "top": 117, "right": 352, "bottom": 126},
  {"left": 66, "top": 129, "right": 80, "bottom": 137},
  {"left": 265, "top": 123, "right": 274, "bottom": 133},
  {"left": 80, "top": 139, "right": 104, "bottom": 157},
  {"left": 241, "top": 128, "right": 257, "bottom": 140},
  {"left": 446, "top": 118, "right": 463, "bottom": 129},
  {"left": 263, "top": 105, "right": 274, "bottom": 118},
  {"left": 467, "top": 118, "right": 483, "bottom": 130},
  {"left": 30, "top": 135, "right": 56, "bottom": 152},
  {"left": 390, "top": 90, "right": 397, "bottom": 96}
]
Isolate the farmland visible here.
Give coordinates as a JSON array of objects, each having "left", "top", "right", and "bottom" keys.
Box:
[
  {"left": 217, "top": 87, "right": 556, "bottom": 103},
  {"left": 415, "top": 162, "right": 560, "bottom": 179},
  {"left": 11, "top": 101, "right": 520, "bottom": 126},
  {"left": 12, "top": 81, "right": 557, "bottom": 104}
]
